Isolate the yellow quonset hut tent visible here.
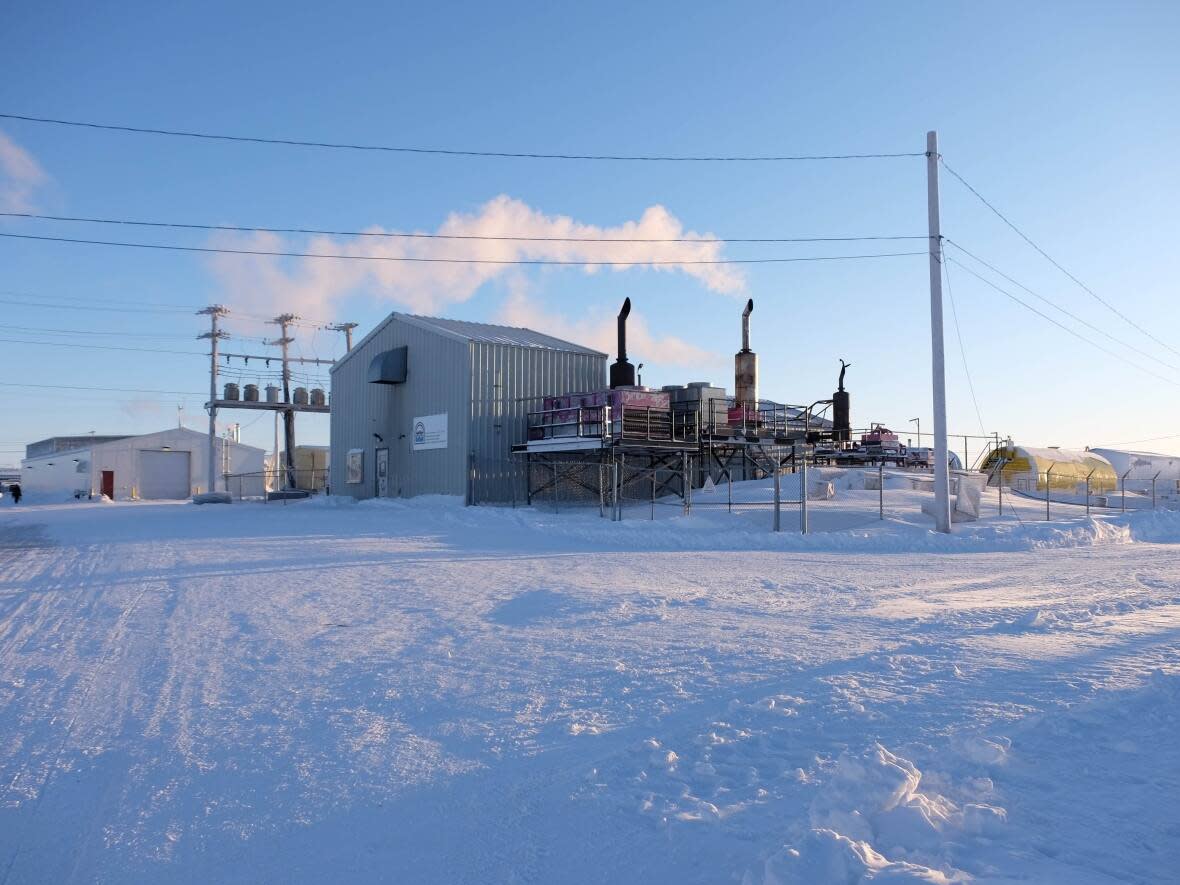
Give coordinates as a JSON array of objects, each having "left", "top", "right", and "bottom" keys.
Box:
[{"left": 980, "top": 446, "right": 1117, "bottom": 494}]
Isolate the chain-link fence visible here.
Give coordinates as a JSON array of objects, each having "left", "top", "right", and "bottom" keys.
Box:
[
  {"left": 471, "top": 453, "right": 826, "bottom": 532},
  {"left": 223, "top": 468, "right": 329, "bottom": 501}
]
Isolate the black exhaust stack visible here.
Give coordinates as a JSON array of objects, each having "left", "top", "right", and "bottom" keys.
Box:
[
  {"left": 609, "top": 297, "right": 636, "bottom": 388},
  {"left": 833, "top": 358, "right": 851, "bottom": 442}
]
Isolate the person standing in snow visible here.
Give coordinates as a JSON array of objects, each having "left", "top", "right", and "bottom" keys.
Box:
[{"left": 8, "top": 483, "right": 21, "bottom": 504}]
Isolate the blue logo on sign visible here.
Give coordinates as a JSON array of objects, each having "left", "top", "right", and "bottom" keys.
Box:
[{"left": 414, "top": 422, "right": 426, "bottom": 444}]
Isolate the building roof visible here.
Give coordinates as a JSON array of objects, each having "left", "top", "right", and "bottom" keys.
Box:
[
  {"left": 25, "top": 435, "right": 131, "bottom": 459},
  {"left": 334, "top": 311, "right": 606, "bottom": 372},
  {"left": 397, "top": 314, "right": 605, "bottom": 354},
  {"left": 22, "top": 427, "right": 266, "bottom": 463}
]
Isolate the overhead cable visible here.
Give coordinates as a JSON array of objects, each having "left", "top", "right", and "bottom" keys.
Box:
[
  {"left": 0, "top": 381, "right": 207, "bottom": 395},
  {"left": 0, "top": 112, "right": 924, "bottom": 162},
  {"left": 944, "top": 239, "right": 1180, "bottom": 375},
  {"left": 0, "top": 211, "right": 926, "bottom": 245},
  {"left": 0, "top": 232, "right": 926, "bottom": 265},
  {"left": 945, "top": 255, "right": 1180, "bottom": 389},
  {"left": 939, "top": 157, "right": 1180, "bottom": 359},
  {"left": 0, "top": 337, "right": 205, "bottom": 356},
  {"left": 940, "top": 254, "right": 986, "bottom": 433}
]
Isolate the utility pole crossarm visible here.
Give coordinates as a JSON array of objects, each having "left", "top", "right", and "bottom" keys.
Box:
[
  {"left": 222, "top": 351, "right": 335, "bottom": 366},
  {"left": 328, "top": 322, "right": 359, "bottom": 352}
]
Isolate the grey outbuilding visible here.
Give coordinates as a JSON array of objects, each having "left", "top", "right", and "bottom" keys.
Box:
[{"left": 329, "top": 313, "right": 605, "bottom": 503}]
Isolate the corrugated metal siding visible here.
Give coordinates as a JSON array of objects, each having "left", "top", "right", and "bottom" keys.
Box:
[
  {"left": 331, "top": 314, "right": 605, "bottom": 502},
  {"left": 468, "top": 340, "right": 605, "bottom": 503},
  {"left": 330, "top": 319, "right": 469, "bottom": 499}
]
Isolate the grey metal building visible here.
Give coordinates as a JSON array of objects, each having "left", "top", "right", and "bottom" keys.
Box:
[{"left": 329, "top": 313, "right": 605, "bottom": 502}]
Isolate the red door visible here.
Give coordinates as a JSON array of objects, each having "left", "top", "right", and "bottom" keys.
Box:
[{"left": 101, "top": 470, "right": 114, "bottom": 499}]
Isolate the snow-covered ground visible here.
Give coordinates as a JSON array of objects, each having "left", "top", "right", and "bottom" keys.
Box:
[{"left": 1, "top": 476, "right": 1178, "bottom": 884}]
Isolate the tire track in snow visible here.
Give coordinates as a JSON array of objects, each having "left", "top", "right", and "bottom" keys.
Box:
[{"left": 0, "top": 535, "right": 163, "bottom": 885}]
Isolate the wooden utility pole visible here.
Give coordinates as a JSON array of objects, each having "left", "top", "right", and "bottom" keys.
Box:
[
  {"left": 270, "top": 314, "right": 298, "bottom": 490},
  {"left": 330, "top": 322, "right": 359, "bottom": 352},
  {"left": 197, "top": 306, "right": 229, "bottom": 494},
  {"left": 926, "top": 131, "right": 952, "bottom": 533}
]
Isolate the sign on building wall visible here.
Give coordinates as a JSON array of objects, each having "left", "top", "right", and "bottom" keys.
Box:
[
  {"left": 346, "top": 449, "right": 364, "bottom": 484},
  {"left": 412, "top": 413, "right": 448, "bottom": 451}
]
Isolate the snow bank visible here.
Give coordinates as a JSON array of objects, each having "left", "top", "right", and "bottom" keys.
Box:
[{"left": 754, "top": 744, "right": 1004, "bottom": 883}]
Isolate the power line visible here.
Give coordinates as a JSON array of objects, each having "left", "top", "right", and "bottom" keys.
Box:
[
  {"left": 0, "top": 337, "right": 205, "bottom": 356},
  {"left": 0, "top": 231, "right": 927, "bottom": 265},
  {"left": 944, "top": 239, "right": 1180, "bottom": 374},
  {"left": 0, "top": 112, "right": 925, "bottom": 162},
  {"left": 0, "top": 211, "right": 926, "bottom": 245},
  {"left": 0, "top": 322, "right": 196, "bottom": 339},
  {"left": 0, "top": 296, "right": 193, "bottom": 314},
  {"left": 1091, "top": 433, "right": 1180, "bottom": 448},
  {"left": 0, "top": 288, "right": 202, "bottom": 310},
  {"left": 0, "top": 381, "right": 206, "bottom": 395},
  {"left": 945, "top": 255, "right": 1180, "bottom": 389},
  {"left": 939, "top": 156, "right": 1180, "bottom": 360},
  {"left": 941, "top": 253, "right": 986, "bottom": 434}
]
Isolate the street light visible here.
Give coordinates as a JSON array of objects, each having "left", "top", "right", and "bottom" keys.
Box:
[{"left": 909, "top": 417, "right": 921, "bottom": 448}]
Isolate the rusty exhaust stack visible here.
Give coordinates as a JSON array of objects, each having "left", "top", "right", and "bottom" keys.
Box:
[
  {"left": 735, "top": 299, "right": 757, "bottom": 410},
  {"left": 609, "top": 297, "right": 636, "bottom": 388},
  {"left": 741, "top": 298, "right": 753, "bottom": 352}
]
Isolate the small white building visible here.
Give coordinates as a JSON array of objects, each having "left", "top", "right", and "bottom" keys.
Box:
[
  {"left": 20, "top": 427, "right": 266, "bottom": 501},
  {"left": 1089, "top": 448, "right": 1180, "bottom": 495}
]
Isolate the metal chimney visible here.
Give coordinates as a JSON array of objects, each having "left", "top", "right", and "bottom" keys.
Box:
[
  {"left": 609, "top": 297, "right": 636, "bottom": 388},
  {"left": 734, "top": 299, "right": 757, "bottom": 410},
  {"left": 833, "top": 358, "right": 851, "bottom": 442}
]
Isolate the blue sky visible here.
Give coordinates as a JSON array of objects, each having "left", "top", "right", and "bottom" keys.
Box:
[{"left": 2, "top": 1, "right": 1178, "bottom": 465}]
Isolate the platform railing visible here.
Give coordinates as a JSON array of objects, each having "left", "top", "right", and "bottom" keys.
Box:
[{"left": 526, "top": 404, "right": 701, "bottom": 445}]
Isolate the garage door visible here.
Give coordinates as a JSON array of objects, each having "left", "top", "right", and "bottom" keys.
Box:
[{"left": 136, "top": 450, "right": 191, "bottom": 499}]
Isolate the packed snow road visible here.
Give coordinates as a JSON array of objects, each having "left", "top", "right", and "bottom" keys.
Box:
[{"left": 0, "top": 493, "right": 1178, "bottom": 884}]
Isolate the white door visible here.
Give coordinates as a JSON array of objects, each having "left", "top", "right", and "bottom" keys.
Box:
[{"left": 137, "top": 450, "right": 191, "bottom": 499}]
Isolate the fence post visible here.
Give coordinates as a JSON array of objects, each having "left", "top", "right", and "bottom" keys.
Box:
[
  {"left": 1085, "top": 468, "right": 1093, "bottom": 517},
  {"left": 1121, "top": 469, "right": 1130, "bottom": 512},
  {"left": 1045, "top": 463, "right": 1055, "bottom": 521},
  {"left": 800, "top": 448, "right": 809, "bottom": 534},
  {"left": 773, "top": 466, "right": 781, "bottom": 532},
  {"left": 727, "top": 468, "right": 733, "bottom": 513},
  {"left": 552, "top": 462, "right": 559, "bottom": 513},
  {"left": 997, "top": 459, "right": 1003, "bottom": 516},
  {"left": 682, "top": 452, "right": 689, "bottom": 516},
  {"left": 612, "top": 457, "right": 620, "bottom": 522},
  {"left": 598, "top": 463, "right": 604, "bottom": 518},
  {"left": 1153, "top": 471, "right": 1160, "bottom": 510},
  {"left": 878, "top": 462, "right": 884, "bottom": 520},
  {"left": 650, "top": 469, "right": 655, "bottom": 521}
]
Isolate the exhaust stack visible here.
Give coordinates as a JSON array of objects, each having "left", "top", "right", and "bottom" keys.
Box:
[
  {"left": 734, "top": 298, "right": 758, "bottom": 410},
  {"left": 609, "top": 297, "right": 636, "bottom": 388},
  {"left": 833, "top": 359, "right": 851, "bottom": 442}
]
